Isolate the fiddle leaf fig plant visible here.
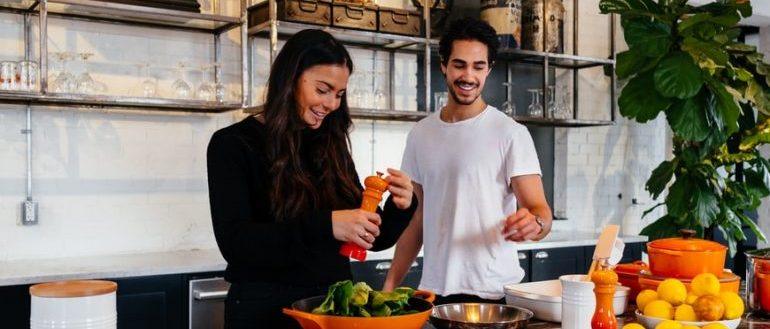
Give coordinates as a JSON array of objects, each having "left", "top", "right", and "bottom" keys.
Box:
[{"left": 600, "top": 0, "right": 770, "bottom": 256}]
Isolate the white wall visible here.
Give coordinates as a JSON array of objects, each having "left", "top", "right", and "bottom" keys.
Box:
[{"left": 0, "top": 0, "right": 669, "bottom": 262}]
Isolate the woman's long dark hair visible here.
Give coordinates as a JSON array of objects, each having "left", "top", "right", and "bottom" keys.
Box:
[{"left": 263, "top": 29, "right": 361, "bottom": 221}]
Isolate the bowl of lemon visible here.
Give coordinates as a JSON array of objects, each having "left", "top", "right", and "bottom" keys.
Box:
[{"left": 627, "top": 273, "right": 744, "bottom": 329}]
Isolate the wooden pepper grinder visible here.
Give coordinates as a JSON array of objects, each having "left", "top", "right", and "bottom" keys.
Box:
[
  {"left": 591, "top": 260, "right": 618, "bottom": 329},
  {"left": 339, "top": 172, "right": 389, "bottom": 261}
]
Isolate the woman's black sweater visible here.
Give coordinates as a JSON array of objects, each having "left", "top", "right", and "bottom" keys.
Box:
[{"left": 207, "top": 116, "right": 417, "bottom": 286}]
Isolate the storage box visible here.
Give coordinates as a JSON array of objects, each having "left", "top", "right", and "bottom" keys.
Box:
[
  {"left": 378, "top": 7, "right": 422, "bottom": 36},
  {"left": 332, "top": 1, "right": 377, "bottom": 31},
  {"left": 248, "top": 0, "right": 332, "bottom": 28}
]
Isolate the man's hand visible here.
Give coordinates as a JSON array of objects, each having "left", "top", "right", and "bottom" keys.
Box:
[{"left": 502, "top": 208, "right": 542, "bottom": 242}]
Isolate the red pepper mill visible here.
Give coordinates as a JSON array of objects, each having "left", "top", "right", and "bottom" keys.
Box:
[
  {"left": 591, "top": 261, "right": 618, "bottom": 329},
  {"left": 339, "top": 172, "right": 389, "bottom": 261}
]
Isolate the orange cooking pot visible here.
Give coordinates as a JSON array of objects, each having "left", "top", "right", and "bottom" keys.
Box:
[
  {"left": 283, "top": 290, "right": 435, "bottom": 329},
  {"left": 647, "top": 229, "right": 727, "bottom": 279}
]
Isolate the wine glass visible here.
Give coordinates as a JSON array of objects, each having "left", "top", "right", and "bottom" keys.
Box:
[
  {"left": 76, "top": 52, "right": 97, "bottom": 94},
  {"left": 196, "top": 65, "right": 215, "bottom": 101},
  {"left": 134, "top": 63, "right": 157, "bottom": 98},
  {"left": 501, "top": 82, "right": 516, "bottom": 116},
  {"left": 171, "top": 62, "right": 191, "bottom": 99},
  {"left": 51, "top": 52, "right": 76, "bottom": 93},
  {"left": 546, "top": 85, "right": 556, "bottom": 117},
  {"left": 527, "top": 89, "right": 543, "bottom": 117}
]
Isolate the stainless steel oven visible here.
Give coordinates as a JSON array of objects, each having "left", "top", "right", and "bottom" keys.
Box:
[{"left": 189, "top": 277, "right": 230, "bottom": 329}]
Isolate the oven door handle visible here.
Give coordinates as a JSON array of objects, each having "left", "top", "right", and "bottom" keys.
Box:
[{"left": 193, "top": 289, "right": 229, "bottom": 301}]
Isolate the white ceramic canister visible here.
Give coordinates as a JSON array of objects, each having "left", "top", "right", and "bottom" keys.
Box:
[
  {"left": 30, "top": 280, "right": 117, "bottom": 329},
  {"left": 560, "top": 274, "right": 595, "bottom": 329}
]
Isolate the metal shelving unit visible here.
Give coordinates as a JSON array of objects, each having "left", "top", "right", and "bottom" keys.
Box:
[
  {"left": 497, "top": 0, "right": 617, "bottom": 127},
  {"left": 0, "top": 0, "right": 246, "bottom": 112},
  {"left": 244, "top": 0, "right": 433, "bottom": 122}
]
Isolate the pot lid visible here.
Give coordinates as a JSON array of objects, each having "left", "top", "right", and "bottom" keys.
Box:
[
  {"left": 613, "top": 261, "right": 648, "bottom": 275},
  {"left": 647, "top": 229, "right": 727, "bottom": 252}
]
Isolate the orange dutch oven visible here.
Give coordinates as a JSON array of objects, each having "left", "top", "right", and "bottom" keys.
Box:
[
  {"left": 647, "top": 229, "right": 727, "bottom": 279},
  {"left": 283, "top": 290, "right": 435, "bottom": 329}
]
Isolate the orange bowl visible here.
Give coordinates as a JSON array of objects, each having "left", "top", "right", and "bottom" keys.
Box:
[
  {"left": 283, "top": 290, "right": 435, "bottom": 329},
  {"left": 637, "top": 270, "right": 740, "bottom": 294}
]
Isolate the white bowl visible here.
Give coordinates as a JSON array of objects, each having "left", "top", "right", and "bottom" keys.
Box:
[
  {"left": 634, "top": 310, "right": 741, "bottom": 329},
  {"left": 503, "top": 280, "right": 629, "bottom": 322}
]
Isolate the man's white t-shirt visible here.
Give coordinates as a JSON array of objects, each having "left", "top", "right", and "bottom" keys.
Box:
[{"left": 400, "top": 105, "right": 542, "bottom": 300}]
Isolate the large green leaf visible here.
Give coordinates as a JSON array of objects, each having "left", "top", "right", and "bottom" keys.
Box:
[
  {"left": 708, "top": 80, "right": 742, "bottom": 135},
  {"left": 599, "top": 0, "right": 660, "bottom": 15},
  {"left": 640, "top": 215, "right": 682, "bottom": 240},
  {"left": 646, "top": 160, "right": 677, "bottom": 199},
  {"left": 682, "top": 37, "right": 728, "bottom": 66},
  {"left": 619, "top": 72, "right": 674, "bottom": 122},
  {"left": 623, "top": 18, "right": 673, "bottom": 57},
  {"left": 693, "top": 184, "right": 719, "bottom": 228},
  {"left": 737, "top": 211, "right": 768, "bottom": 243},
  {"left": 678, "top": 13, "right": 712, "bottom": 33},
  {"left": 616, "top": 49, "right": 661, "bottom": 79},
  {"left": 665, "top": 176, "right": 692, "bottom": 217},
  {"left": 654, "top": 52, "right": 704, "bottom": 99},
  {"left": 665, "top": 95, "right": 710, "bottom": 141}
]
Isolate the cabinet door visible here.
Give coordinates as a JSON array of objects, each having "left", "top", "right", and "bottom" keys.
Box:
[
  {"left": 351, "top": 258, "right": 422, "bottom": 290},
  {"left": 112, "top": 274, "right": 183, "bottom": 329},
  {"left": 518, "top": 251, "right": 531, "bottom": 283},
  {"left": 530, "top": 247, "right": 585, "bottom": 282},
  {"left": 0, "top": 284, "right": 31, "bottom": 328}
]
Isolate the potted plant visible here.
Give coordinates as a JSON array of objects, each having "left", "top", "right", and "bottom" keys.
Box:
[{"left": 599, "top": 0, "right": 769, "bottom": 255}]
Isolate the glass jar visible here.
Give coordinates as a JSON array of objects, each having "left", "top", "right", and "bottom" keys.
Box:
[{"left": 746, "top": 249, "right": 770, "bottom": 315}]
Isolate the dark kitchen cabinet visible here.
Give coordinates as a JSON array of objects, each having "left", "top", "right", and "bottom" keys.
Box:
[
  {"left": 0, "top": 284, "right": 31, "bottom": 328},
  {"left": 111, "top": 274, "right": 184, "bottom": 329},
  {"left": 351, "top": 257, "right": 423, "bottom": 290},
  {"left": 518, "top": 251, "right": 531, "bottom": 283},
  {"left": 529, "top": 247, "right": 586, "bottom": 282}
]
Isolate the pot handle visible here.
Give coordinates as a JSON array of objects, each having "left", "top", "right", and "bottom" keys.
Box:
[
  {"left": 414, "top": 290, "right": 436, "bottom": 303},
  {"left": 650, "top": 248, "right": 683, "bottom": 256},
  {"left": 282, "top": 308, "right": 324, "bottom": 329}
]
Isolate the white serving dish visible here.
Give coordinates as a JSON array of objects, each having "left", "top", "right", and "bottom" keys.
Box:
[
  {"left": 635, "top": 310, "right": 741, "bottom": 329},
  {"left": 504, "top": 279, "right": 629, "bottom": 322}
]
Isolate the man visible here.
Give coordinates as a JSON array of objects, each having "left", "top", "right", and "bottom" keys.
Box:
[{"left": 382, "top": 17, "right": 553, "bottom": 304}]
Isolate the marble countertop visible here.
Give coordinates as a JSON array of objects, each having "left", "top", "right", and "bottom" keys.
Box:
[{"left": 0, "top": 231, "right": 647, "bottom": 287}]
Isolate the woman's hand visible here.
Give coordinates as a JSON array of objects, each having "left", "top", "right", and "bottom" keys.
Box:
[
  {"left": 384, "top": 168, "right": 414, "bottom": 210},
  {"left": 331, "top": 209, "right": 382, "bottom": 249}
]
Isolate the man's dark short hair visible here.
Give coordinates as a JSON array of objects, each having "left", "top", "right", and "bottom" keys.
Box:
[{"left": 439, "top": 17, "right": 500, "bottom": 66}]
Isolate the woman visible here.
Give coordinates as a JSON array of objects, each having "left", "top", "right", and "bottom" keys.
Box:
[{"left": 206, "top": 29, "right": 418, "bottom": 328}]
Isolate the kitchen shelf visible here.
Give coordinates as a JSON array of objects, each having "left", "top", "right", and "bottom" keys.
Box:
[
  {"left": 243, "top": 105, "right": 430, "bottom": 122},
  {"left": 498, "top": 49, "right": 614, "bottom": 69},
  {"left": 0, "top": 90, "right": 241, "bottom": 112},
  {"left": 512, "top": 116, "right": 615, "bottom": 127},
  {"left": 0, "top": 0, "right": 242, "bottom": 33},
  {"left": 248, "top": 20, "right": 427, "bottom": 51}
]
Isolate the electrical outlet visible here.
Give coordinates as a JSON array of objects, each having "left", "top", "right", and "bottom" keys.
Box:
[{"left": 21, "top": 199, "right": 38, "bottom": 225}]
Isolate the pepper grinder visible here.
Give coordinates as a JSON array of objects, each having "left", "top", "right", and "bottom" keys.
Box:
[
  {"left": 591, "top": 260, "right": 618, "bottom": 329},
  {"left": 339, "top": 172, "right": 389, "bottom": 261}
]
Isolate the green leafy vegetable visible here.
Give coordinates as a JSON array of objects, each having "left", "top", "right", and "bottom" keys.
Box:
[{"left": 312, "top": 281, "right": 418, "bottom": 317}]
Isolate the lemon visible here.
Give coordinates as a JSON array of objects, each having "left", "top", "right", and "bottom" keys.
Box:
[
  {"left": 637, "top": 289, "right": 660, "bottom": 311},
  {"left": 658, "top": 278, "right": 688, "bottom": 306},
  {"left": 719, "top": 291, "right": 744, "bottom": 320},
  {"left": 675, "top": 304, "right": 698, "bottom": 322},
  {"left": 645, "top": 300, "right": 675, "bottom": 320},
  {"left": 686, "top": 293, "right": 699, "bottom": 305},
  {"left": 655, "top": 320, "right": 683, "bottom": 329},
  {"left": 702, "top": 324, "right": 729, "bottom": 329},
  {"left": 693, "top": 295, "right": 725, "bottom": 321},
  {"left": 623, "top": 324, "right": 646, "bottom": 329},
  {"left": 681, "top": 326, "right": 700, "bottom": 329},
  {"left": 691, "top": 273, "right": 721, "bottom": 297}
]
